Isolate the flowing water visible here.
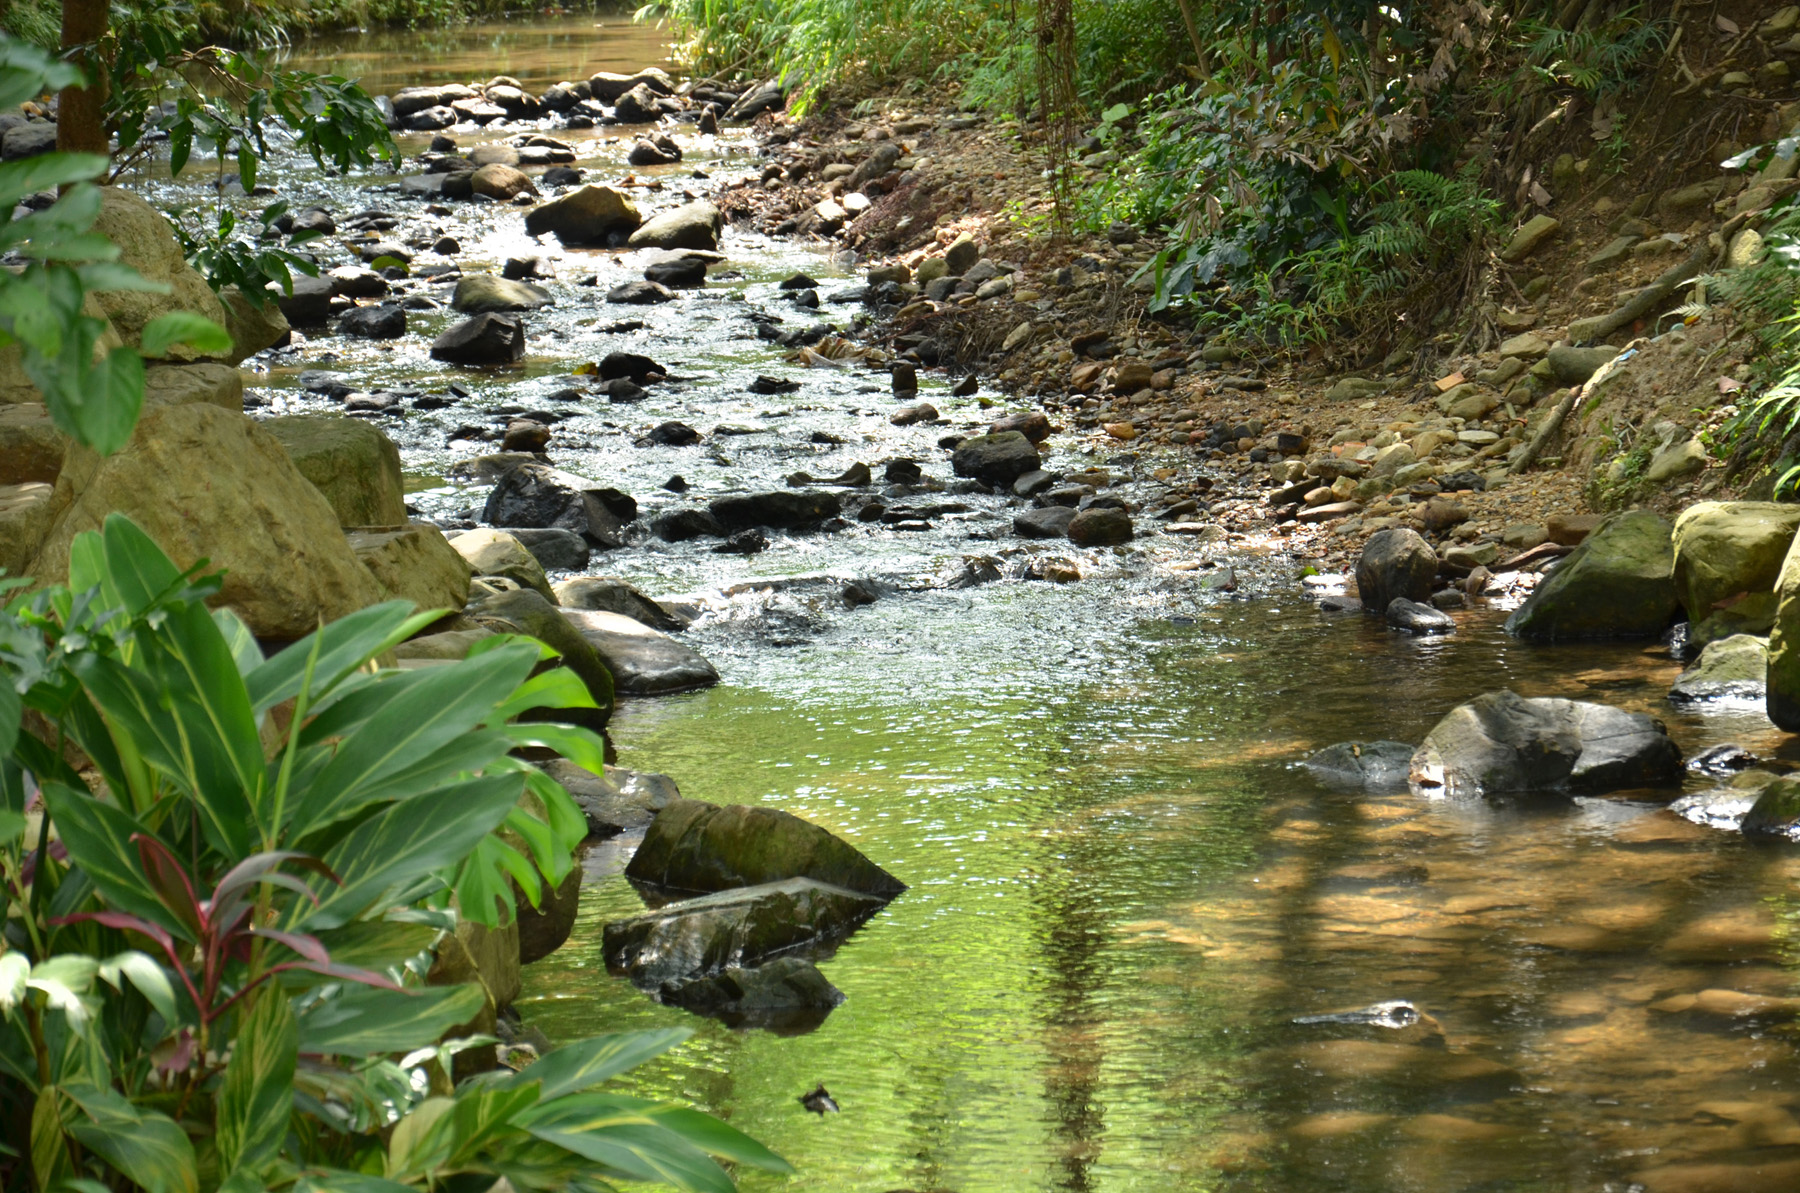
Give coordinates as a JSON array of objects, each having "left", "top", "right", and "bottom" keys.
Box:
[{"left": 194, "top": 19, "right": 1800, "bottom": 1189}]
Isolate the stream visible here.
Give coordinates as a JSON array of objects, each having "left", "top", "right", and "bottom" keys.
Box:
[{"left": 154, "top": 16, "right": 1800, "bottom": 1190}]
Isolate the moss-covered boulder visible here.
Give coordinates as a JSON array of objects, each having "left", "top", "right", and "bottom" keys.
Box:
[
  {"left": 625, "top": 797, "right": 905, "bottom": 897},
  {"left": 1504, "top": 510, "right": 1678, "bottom": 641},
  {"left": 1669, "top": 634, "right": 1768, "bottom": 705},
  {"left": 1672, "top": 501, "right": 1800, "bottom": 639},
  {"left": 1741, "top": 774, "right": 1800, "bottom": 838},
  {"left": 264, "top": 415, "right": 407, "bottom": 528},
  {"left": 1763, "top": 528, "right": 1800, "bottom": 731}
]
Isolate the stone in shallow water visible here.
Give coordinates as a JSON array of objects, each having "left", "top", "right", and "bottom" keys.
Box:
[
  {"left": 1668, "top": 633, "right": 1767, "bottom": 704},
  {"left": 625, "top": 797, "right": 905, "bottom": 897},
  {"left": 1303, "top": 741, "right": 1415, "bottom": 791},
  {"left": 1409, "top": 689, "right": 1682, "bottom": 798},
  {"left": 658, "top": 955, "right": 845, "bottom": 1033},
  {"left": 561, "top": 608, "right": 719, "bottom": 695}
]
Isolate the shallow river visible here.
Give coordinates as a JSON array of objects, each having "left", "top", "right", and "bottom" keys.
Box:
[{"left": 205, "top": 18, "right": 1800, "bottom": 1191}]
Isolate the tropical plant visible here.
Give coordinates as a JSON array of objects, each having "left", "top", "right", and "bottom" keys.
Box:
[
  {"left": 170, "top": 201, "right": 323, "bottom": 309},
  {"left": 0, "top": 514, "right": 794, "bottom": 1191}
]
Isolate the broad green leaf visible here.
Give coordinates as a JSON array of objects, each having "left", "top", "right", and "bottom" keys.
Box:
[
  {"left": 62, "top": 1084, "right": 198, "bottom": 1193},
  {"left": 0, "top": 675, "right": 21, "bottom": 756},
  {"left": 503, "top": 1030, "right": 692, "bottom": 1101},
  {"left": 31, "top": 1086, "right": 73, "bottom": 1190},
  {"left": 39, "top": 784, "right": 182, "bottom": 935},
  {"left": 245, "top": 600, "right": 435, "bottom": 713},
  {"left": 140, "top": 311, "right": 232, "bottom": 358},
  {"left": 294, "top": 773, "right": 524, "bottom": 930},
  {"left": 292, "top": 920, "right": 440, "bottom": 981},
  {"left": 386, "top": 1095, "right": 455, "bottom": 1179},
  {"left": 489, "top": 667, "right": 597, "bottom": 722},
  {"left": 444, "top": 1081, "right": 540, "bottom": 1169},
  {"left": 296, "top": 982, "right": 485, "bottom": 1057},
  {"left": 213, "top": 608, "right": 264, "bottom": 677},
  {"left": 92, "top": 513, "right": 180, "bottom": 615},
  {"left": 581, "top": 1095, "right": 794, "bottom": 1173},
  {"left": 96, "top": 951, "right": 177, "bottom": 1025},
  {"left": 217, "top": 989, "right": 297, "bottom": 1179},
  {"left": 0, "top": 807, "right": 24, "bottom": 845},
  {"left": 287, "top": 644, "right": 539, "bottom": 838},
  {"left": 458, "top": 834, "right": 534, "bottom": 924},
  {"left": 0, "top": 152, "right": 108, "bottom": 201},
  {"left": 502, "top": 722, "right": 610, "bottom": 780},
  {"left": 294, "top": 1172, "right": 415, "bottom": 1193},
  {"left": 520, "top": 1113, "right": 735, "bottom": 1193}
]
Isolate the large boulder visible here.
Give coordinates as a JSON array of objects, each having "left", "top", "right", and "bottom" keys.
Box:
[
  {"left": 1763, "top": 529, "right": 1800, "bottom": 730},
  {"left": 561, "top": 608, "right": 719, "bottom": 694},
  {"left": 626, "top": 201, "right": 723, "bottom": 251},
  {"left": 29, "top": 404, "right": 385, "bottom": 639},
  {"left": 709, "top": 489, "right": 840, "bottom": 531},
  {"left": 219, "top": 286, "right": 290, "bottom": 365},
  {"left": 1672, "top": 501, "right": 1800, "bottom": 643},
  {"left": 625, "top": 797, "right": 906, "bottom": 897},
  {"left": 1669, "top": 633, "right": 1767, "bottom": 705},
  {"left": 431, "top": 314, "right": 527, "bottom": 365},
  {"left": 1409, "top": 689, "right": 1683, "bottom": 798},
  {"left": 523, "top": 185, "right": 642, "bottom": 244},
  {"left": 0, "top": 404, "right": 66, "bottom": 484},
  {"left": 951, "top": 432, "right": 1040, "bottom": 487},
  {"left": 554, "top": 575, "right": 684, "bottom": 632},
  {"left": 1504, "top": 510, "right": 1678, "bottom": 641},
  {"left": 451, "top": 275, "right": 552, "bottom": 313},
  {"left": 1355, "top": 528, "right": 1437, "bottom": 612},
  {"left": 0, "top": 483, "right": 57, "bottom": 578},
  {"left": 451, "top": 528, "right": 554, "bottom": 600},
  {"left": 143, "top": 363, "right": 243, "bottom": 411},
  {"left": 482, "top": 462, "right": 636, "bottom": 546},
  {"left": 466, "top": 587, "right": 615, "bottom": 723},
  {"left": 603, "top": 878, "right": 882, "bottom": 990},
  {"left": 347, "top": 522, "right": 472, "bottom": 615},
  {"left": 517, "top": 867, "right": 581, "bottom": 966},
  {"left": 588, "top": 68, "right": 675, "bottom": 102},
  {"left": 542, "top": 759, "right": 680, "bottom": 836},
  {"left": 612, "top": 82, "right": 663, "bottom": 124},
  {"left": 263, "top": 415, "right": 406, "bottom": 528},
  {"left": 90, "top": 188, "right": 228, "bottom": 361}
]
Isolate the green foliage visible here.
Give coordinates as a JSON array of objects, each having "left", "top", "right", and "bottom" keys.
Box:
[
  {"left": 170, "top": 201, "right": 323, "bottom": 307},
  {"left": 0, "top": 516, "right": 792, "bottom": 1192},
  {"left": 0, "top": 36, "right": 230, "bottom": 456},
  {"left": 1510, "top": 6, "right": 1669, "bottom": 100}
]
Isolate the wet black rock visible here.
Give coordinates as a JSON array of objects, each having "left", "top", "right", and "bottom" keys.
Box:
[
  {"left": 278, "top": 275, "right": 336, "bottom": 326},
  {"left": 600, "top": 353, "right": 664, "bottom": 385},
  {"left": 627, "top": 136, "right": 681, "bottom": 166},
  {"left": 659, "top": 955, "right": 845, "bottom": 1029},
  {"left": 482, "top": 462, "right": 637, "bottom": 547},
  {"left": 1688, "top": 744, "right": 1762, "bottom": 776},
  {"left": 748, "top": 375, "right": 799, "bottom": 394},
  {"left": 430, "top": 313, "right": 526, "bottom": 364},
  {"left": 892, "top": 362, "right": 918, "bottom": 393},
  {"left": 336, "top": 304, "right": 406, "bottom": 339},
  {"left": 648, "top": 420, "right": 701, "bottom": 446},
  {"left": 890, "top": 402, "right": 937, "bottom": 426},
  {"left": 603, "top": 378, "right": 649, "bottom": 402},
  {"left": 1303, "top": 741, "right": 1416, "bottom": 791},
  {"left": 653, "top": 507, "right": 725, "bottom": 541},
  {"left": 507, "top": 527, "right": 590, "bottom": 571},
  {"left": 607, "top": 280, "right": 677, "bottom": 304},
  {"left": 1014, "top": 506, "right": 1076, "bottom": 539},
  {"left": 779, "top": 273, "right": 820, "bottom": 290},
  {"left": 709, "top": 489, "right": 842, "bottom": 531},
  {"left": 613, "top": 82, "right": 663, "bottom": 123},
  {"left": 884, "top": 460, "right": 923, "bottom": 484},
  {"left": 542, "top": 165, "right": 584, "bottom": 187},
  {"left": 645, "top": 257, "right": 708, "bottom": 288},
  {"left": 1387, "top": 597, "right": 1455, "bottom": 635},
  {"left": 715, "top": 528, "right": 770, "bottom": 554},
  {"left": 405, "top": 105, "right": 457, "bottom": 131}
]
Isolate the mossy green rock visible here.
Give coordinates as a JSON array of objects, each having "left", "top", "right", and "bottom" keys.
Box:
[
  {"left": 264, "top": 415, "right": 407, "bottom": 528},
  {"left": 626, "top": 797, "right": 905, "bottom": 897},
  {"left": 1505, "top": 510, "right": 1677, "bottom": 641},
  {"left": 602, "top": 877, "right": 886, "bottom": 988},
  {"left": 1672, "top": 501, "right": 1800, "bottom": 623},
  {"left": 1741, "top": 774, "right": 1800, "bottom": 838},
  {"left": 1762, "top": 528, "right": 1800, "bottom": 730}
]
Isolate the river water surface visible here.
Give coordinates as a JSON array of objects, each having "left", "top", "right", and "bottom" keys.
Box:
[{"left": 220, "top": 19, "right": 1800, "bottom": 1191}]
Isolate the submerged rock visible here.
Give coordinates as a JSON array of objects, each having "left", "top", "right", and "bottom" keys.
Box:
[
  {"left": 1409, "top": 689, "right": 1682, "bottom": 798},
  {"left": 659, "top": 955, "right": 845, "bottom": 1032},
  {"left": 709, "top": 489, "right": 841, "bottom": 531},
  {"left": 625, "top": 797, "right": 906, "bottom": 897},
  {"left": 543, "top": 759, "right": 681, "bottom": 836},
  {"left": 1504, "top": 510, "right": 1678, "bottom": 641},
  {"left": 1386, "top": 597, "right": 1454, "bottom": 635},
  {"left": 1303, "top": 741, "right": 1415, "bottom": 791}
]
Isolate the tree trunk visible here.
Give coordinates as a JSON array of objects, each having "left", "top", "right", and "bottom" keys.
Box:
[{"left": 57, "top": 0, "right": 109, "bottom": 158}]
